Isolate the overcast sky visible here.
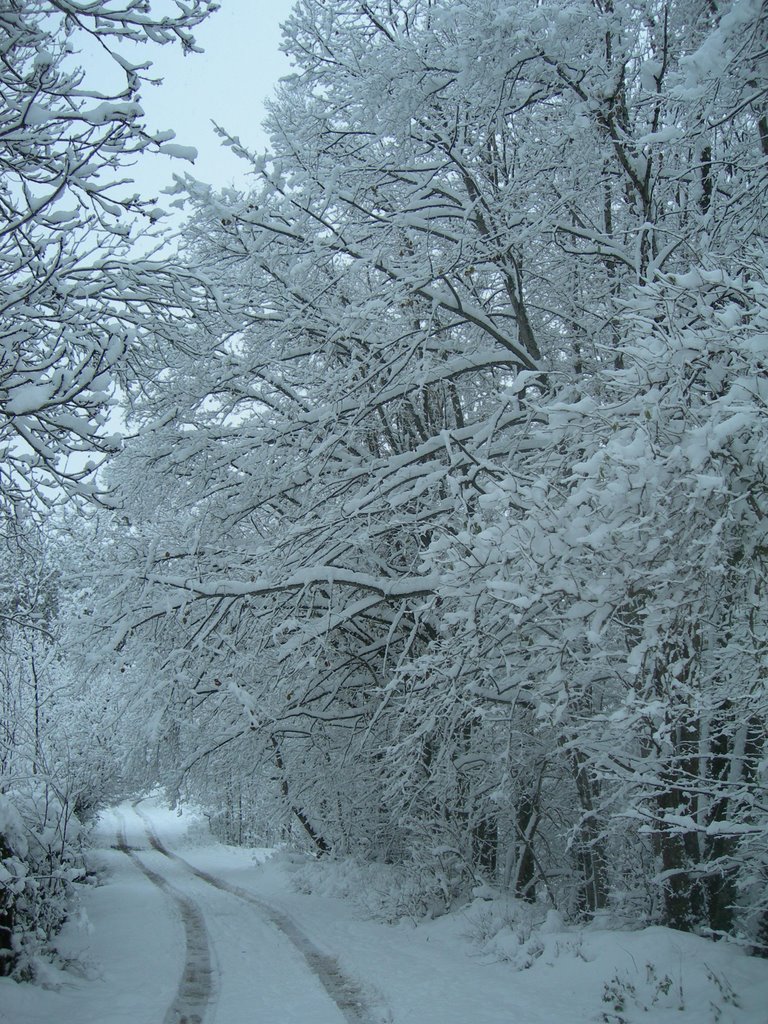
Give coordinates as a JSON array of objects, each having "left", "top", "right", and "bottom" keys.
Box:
[{"left": 128, "top": 1, "right": 297, "bottom": 200}]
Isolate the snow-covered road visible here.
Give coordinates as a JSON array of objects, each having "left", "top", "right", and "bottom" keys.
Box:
[
  {"left": 114, "top": 809, "right": 215, "bottom": 1024},
  {"left": 111, "top": 802, "right": 374, "bottom": 1024},
  {"left": 123, "top": 801, "right": 375, "bottom": 1024}
]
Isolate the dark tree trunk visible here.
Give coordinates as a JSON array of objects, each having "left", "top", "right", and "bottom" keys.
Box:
[
  {"left": 569, "top": 751, "right": 609, "bottom": 917},
  {"left": 271, "top": 736, "right": 330, "bottom": 856},
  {"left": 0, "top": 837, "right": 14, "bottom": 976},
  {"left": 513, "top": 793, "right": 538, "bottom": 903},
  {"left": 472, "top": 814, "right": 498, "bottom": 876}
]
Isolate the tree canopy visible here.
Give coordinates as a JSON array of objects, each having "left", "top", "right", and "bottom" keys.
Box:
[
  {"left": 2, "top": 0, "right": 766, "bottom": 970},
  {"left": 94, "top": 0, "right": 768, "bottom": 946},
  {"left": 0, "top": 0, "right": 217, "bottom": 974},
  {"left": 0, "top": 0, "right": 217, "bottom": 512}
]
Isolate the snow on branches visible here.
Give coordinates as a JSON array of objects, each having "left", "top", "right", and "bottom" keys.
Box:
[
  {"left": 87, "top": 0, "right": 768, "bottom": 947},
  {"left": 0, "top": 0, "right": 217, "bottom": 512}
]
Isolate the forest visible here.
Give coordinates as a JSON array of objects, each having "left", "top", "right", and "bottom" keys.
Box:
[{"left": 1, "top": 0, "right": 766, "bottom": 978}]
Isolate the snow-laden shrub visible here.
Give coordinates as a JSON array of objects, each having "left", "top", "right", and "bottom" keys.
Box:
[
  {"left": 286, "top": 852, "right": 467, "bottom": 923},
  {"left": 0, "top": 786, "right": 85, "bottom": 978}
]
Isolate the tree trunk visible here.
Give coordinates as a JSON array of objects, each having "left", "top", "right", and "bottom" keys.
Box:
[
  {"left": 0, "top": 836, "right": 14, "bottom": 976},
  {"left": 568, "top": 750, "right": 609, "bottom": 917},
  {"left": 271, "top": 736, "right": 330, "bottom": 856},
  {"left": 512, "top": 793, "right": 538, "bottom": 903},
  {"left": 472, "top": 814, "right": 498, "bottom": 876}
]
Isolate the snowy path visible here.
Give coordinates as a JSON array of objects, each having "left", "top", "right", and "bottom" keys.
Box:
[
  {"left": 111, "top": 802, "right": 378, "bottom": 1024},
  {"left": 114, "top": 811, "right": 214, "bottom": 1024},
  {"left": 130, "top": 801, "right": 376, "bottom": 1024}
]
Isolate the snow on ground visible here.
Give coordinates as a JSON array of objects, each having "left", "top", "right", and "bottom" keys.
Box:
[
  {"left": 1, "top": 797, "right": 767, "bottom": 1024},
  {"left": 0, "top": 808, "right": 183, "bottom": 1024}
]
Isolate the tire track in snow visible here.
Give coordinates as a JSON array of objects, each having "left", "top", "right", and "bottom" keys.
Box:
[
  {"left": 115, "top": 814, "right": 215, "bottom": 1024},
  {"left": 133, "top": 803, "right": 381, "bottom": 1024}
]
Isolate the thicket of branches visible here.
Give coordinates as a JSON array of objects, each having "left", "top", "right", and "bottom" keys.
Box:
[
  {"left": 0, "top": 0, "right": 216, "bottom": 975},
  {"left": 2, "top": 0, "right": 766, "bottom": 967},
  {"left": 93, "top": 0, "right": 767, "bottom": 949}
]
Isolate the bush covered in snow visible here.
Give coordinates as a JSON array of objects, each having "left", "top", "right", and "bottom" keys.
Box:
[
  {"left": 0, "top": 786, "right": 85, "bottom": 977},
  {"left": 286, "top": 851, "right": 472, "bottom": 924}
]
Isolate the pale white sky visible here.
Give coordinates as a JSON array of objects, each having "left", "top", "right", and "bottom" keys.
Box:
[{"left": 126, "top": 0, "right": 296, "bottom": 199}]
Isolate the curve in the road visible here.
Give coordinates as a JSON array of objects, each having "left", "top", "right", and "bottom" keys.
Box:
[
  {"left": 115, "top": 815, "right": 215, "bottom": 1024},
  {"left": 133, "top": 803, "right": 377, "bottom": 1024}
]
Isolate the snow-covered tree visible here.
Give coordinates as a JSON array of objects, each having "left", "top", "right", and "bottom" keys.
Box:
[
  {"left": 94, "top": 0, "right": 767, "bottom": 945},
  {"left": 0, "top": 0, "right": 219, "bottom": 975},
  {"left": 0, "top": 0, "right": 217, "bottom": 513},
  {"left": 0, "top": 518, "right": 124, "bottom": 974}
]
